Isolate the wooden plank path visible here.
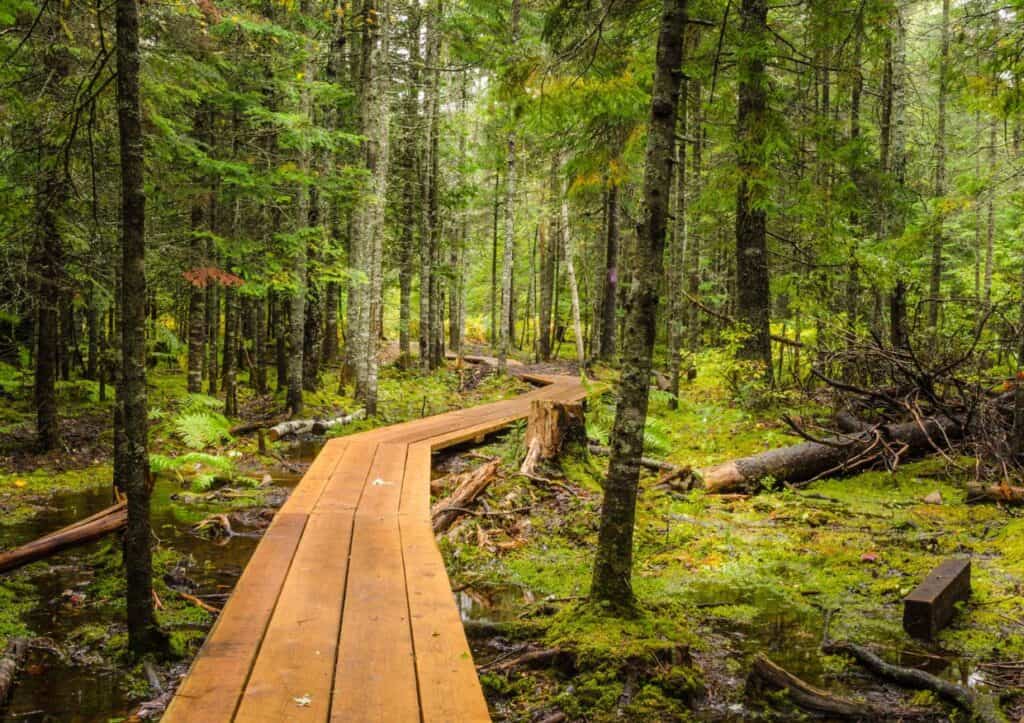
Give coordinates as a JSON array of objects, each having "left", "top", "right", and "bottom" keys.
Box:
[{"left": 163, "top": 368, "right": 586, "bottom": 723}]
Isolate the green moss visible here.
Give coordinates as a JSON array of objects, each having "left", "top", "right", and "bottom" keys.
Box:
[
  {"left": 0, "top": 580, "right": 33, "bottom": 648},
  {"left": 546, "top": 601, "right": 697, "bottom": 668}
]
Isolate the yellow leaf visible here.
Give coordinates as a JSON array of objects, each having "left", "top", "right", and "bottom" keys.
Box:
[{"left": 13, "top": 479, "right": 26, "bottom": 488}]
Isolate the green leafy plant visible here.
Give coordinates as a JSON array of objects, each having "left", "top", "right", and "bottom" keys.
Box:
[{"left": 173, "top": 411, "right": 233, "bottom": 450}]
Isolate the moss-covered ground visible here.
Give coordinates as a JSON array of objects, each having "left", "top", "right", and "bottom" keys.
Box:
[{"left": 441, "top": 349, "right": 1024, "bottom": 721}]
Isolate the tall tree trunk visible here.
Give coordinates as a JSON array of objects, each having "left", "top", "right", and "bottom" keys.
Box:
[
  {"left": 599, "top": 184, "right": 619, "bottom": 360},
  {"left": 928, "top": 0, "right": 950, "bottom": 329},
  {"left": 32, "top": 169, "right": 65, "bottom": 451},
  {"left": 538, "top": 216, "right": 554, "bottom": 361},
  {"left": 668, "top": 77, "right": 688, "bottom": 408},
  {"left": 186, "top": 173, "right": 206, "bottom": 393},
  {"left": 348, "top": 0, "right": 390, "bottom": 414},
  {"left": 115, "top": 0, "right": 165, "bottom": 656},
  {"left": 86, "top": 290, "right": 100, "bottom": 381},
  {"left": 983, "top": 115, "right": 997, "bottom": 304},
  {"left": 591, "top": 0, "right": 688, "bottom": 611},
  {"left": 222, "top": 284, "right": 238, "bottom": 416},
  {"left": 206, "top": 280, "right": 219, "bottom": 395},
  {"left": 734, "top": 0, "right": 771, "bottom": 379},
  {"left": 498, "top": 0, "right": 520, "bottom": 374},
  {"left": 685, "top": 77, "right": 703, "bottom": 352},
  {"left": 254, "top": 295, "right": 267, "bottom": 394},
  {"left": 490, "top": 170, "right": 499, "bottom": 347},
  {"left": 560, "top": 175, "right": 585, "bottom": 373},
  {"left": 324, "top": 281, "right": 340, "bottom": 365}
]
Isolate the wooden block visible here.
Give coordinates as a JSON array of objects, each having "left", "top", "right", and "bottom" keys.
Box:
[{"left": 903, "top": 558, "right": 971, "bottom": 640}]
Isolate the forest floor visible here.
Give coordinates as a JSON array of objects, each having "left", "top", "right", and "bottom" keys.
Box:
[{"left": 0, "top": 349, "right": 1022, "bottom": 720}]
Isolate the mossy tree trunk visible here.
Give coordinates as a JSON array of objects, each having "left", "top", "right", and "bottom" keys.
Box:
[
  {"left": 591, "top": 0, "right": 688, "bottom": 611},
  {"left": 115, "top": 0, "right": 166, "bottom": 656}
]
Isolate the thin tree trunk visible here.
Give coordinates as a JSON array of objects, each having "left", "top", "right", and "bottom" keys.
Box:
[
  {"left": 115, "top": 0, "right": 165, "bottom": 655},
  {"left": 324, "top": 281, "right": 340, "bottom": 365},
  {"left": 668, "top": 77, "right": 688, "bottom": 408},
  {"left": 599, "top": 184, "right": 619, "bottom": 360},
  {"left": 928, "top": 0, "right": 950, "bottom": 329},
  {"left": 735, "top": 0, "right": 772, "bottom": 379},
  {"left": 560, "top": 175, "right": 585, "bottom": 373},
  {"left": 498, "top": 0, "right": 520, "bottom": 374},
  {"left": 591, "top": 0, "right": 688, "bottom": 611}
]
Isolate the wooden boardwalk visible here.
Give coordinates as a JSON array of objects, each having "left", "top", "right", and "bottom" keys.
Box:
[{"left": 163, "top": 369, "right": 586, "bottom": 723}]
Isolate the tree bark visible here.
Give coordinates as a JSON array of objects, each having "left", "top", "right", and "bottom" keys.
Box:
[
  {"left": 734, "top": 0, "right": 771, "bottom": 378},
  {"left": 591, "top": 0, "right": 688, "bottom": 611},
  {"left": 498, "top": 0, "right": 520, "bottom": 374},
  {"left": 115, "top": 0, "right": 165, "bottom": 656},
  {"left": 928, "top": 0, "right": 950, "bottom": 329},
  {"left": 598, "top": 185, "right": 619, "bottom": 361},
  {"left": 559, "top": 176, "right": 585, "bottom": 373}
]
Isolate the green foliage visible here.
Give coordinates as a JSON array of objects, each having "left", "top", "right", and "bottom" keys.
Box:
[{"left": 173, "top": 412, "right": 233, "bottom": 450}]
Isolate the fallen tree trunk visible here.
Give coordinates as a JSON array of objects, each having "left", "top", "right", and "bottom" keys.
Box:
[
  {"left": 747, "top": 654, "right": 881, "bottom": 719},
  {"left": 0, "top": 637, "right": 27, "bottom": 703},
  {"left": 700, "top": 415, "right": 962, "bottom": 493},
  {"left": 823, "top": 640, "right": 1006, "bottom": 723},
  {"left": 0, "top": 502, "right": 127, "bottom": 574},
  {"left": 431, "top": 459, "right": 501, "bottom": 533},
  {"left": 268, "top": 409, "right": 365, "bottom": 440},
  {"left": 965, "top": 482, "right": 1024, "bottom": 505},
  {"left": 229, "top": 416, "right": 287, "bottom": 436}
]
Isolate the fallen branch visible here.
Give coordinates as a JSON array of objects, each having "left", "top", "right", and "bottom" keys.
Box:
[
  {"left": 747, "top": 654, "right": 882, "bottom": 719},
  {"left": 965, "top": 482, "right": 1024, "bottom": 505},
  {"left": 587, "top": 444, "right": 682, "bottom": 474},
  {"left": 268, "top": 409, "right": 365, "bottom": 440},
  {"left": 700, "top": 415, "right": 962, "bottom": 493},
  {"left": 0, "top": 638, "right": 27, "bottom": 703},
  {"left": 822, "top": 641, "right": 1007, "bottom": 723},
  {"left": 683, "top": 290, "right": 804, "bottom": 348},
  {"left": 176, "top": 590, "right": 221, "bottom": 615},
  {"left": 477, "top": 646, "right": 564, "bottom": 673},
  {"left": 192, "top": 514, "right": 233, "bottom": 539},
  {"left": 0, "top": 503, "right": 127, "bottom": 574},
  {"left": 431, "top": 459, "right": 501, "bottom": 533}
]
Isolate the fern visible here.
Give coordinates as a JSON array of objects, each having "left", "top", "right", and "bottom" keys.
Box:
[
  {"left": 178, "top": 452, "right": 235, "bottom": 473},
  {"left": 148, "top": 453, "right": 177, "bottom": 474},
  {"left": 643, "top": 416, "right": 673, "bottom": 456},
  {"left": 174, "top": 412, "right": 232, "bottom": 450},
  {"left": 190, "top": 473, "right": 217, "bottom": 492},
  {"left": 182, "top": 393, "right": 223, "bottom": 413}
]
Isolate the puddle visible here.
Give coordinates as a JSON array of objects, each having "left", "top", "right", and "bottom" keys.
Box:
[{"left": 0, "top": 461, "right": 307, "bottom": 722}]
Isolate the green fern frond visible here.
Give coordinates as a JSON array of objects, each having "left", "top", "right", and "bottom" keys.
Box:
[
  {"left": 182, "top": 393, "right": 223, "bottom": 413},
  {"left": 190, "top": 473, "right": 217, "bottom": 492},
  {"left": 174, "top": 412, "right": 233, "bottom": 450}
]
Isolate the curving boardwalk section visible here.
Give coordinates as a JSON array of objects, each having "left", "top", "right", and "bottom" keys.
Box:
[{"left": 163, "top": 370, "right": 586, "bottom": 723}]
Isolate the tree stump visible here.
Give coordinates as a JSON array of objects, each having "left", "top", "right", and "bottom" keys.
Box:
[{"left": 520, "top": 400, "right": 585, "bottom": 476}]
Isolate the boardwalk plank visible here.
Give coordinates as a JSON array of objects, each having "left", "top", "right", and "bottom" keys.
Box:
[
  {"left": 331, "top": 443, "right": 420, "bottom": 722},
  {"left": 233, "top": 443, "right": 376, "bottom": 722}
]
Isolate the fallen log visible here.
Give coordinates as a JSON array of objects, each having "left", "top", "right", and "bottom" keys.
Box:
[
  {"left": 229, "top": 416, "right": 287, "bottom": 436},
  {"left": 0, "top": 638, "right": 27, "bottom": 703},
  {"left": 521, "top": 400, "right": 585, "bottom": 477},
  {"left": 0, "top": 502, "right": 127, "bottom": 574},
  {"left": 965, "top": 482, "right": 1024, "bottom": 505},
  {"left": 700, "top": 415, "right": 962, "bottom": 493},
  {"left": 747, "top": 654, "right": 881, "bottom": 719},
  {"left": 268, "top": 409, "right": 365, "bottom": 441},
  {"left": 903, "top": 558, "right": 971, "bottom": 640},
  {"left": 431, "top": 459, "right": 501, "bottom": 533},
  {"left": 822, "top": 640, "right": 1007, "bottom": 723}
]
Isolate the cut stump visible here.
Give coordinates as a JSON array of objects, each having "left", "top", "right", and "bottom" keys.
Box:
[{"left": 520, "top": 400, "right": 585, "bottom": 477}]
